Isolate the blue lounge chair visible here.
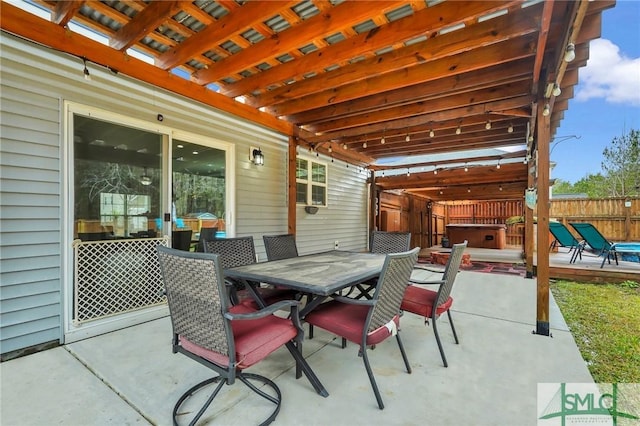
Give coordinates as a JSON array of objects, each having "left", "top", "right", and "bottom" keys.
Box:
[{"left": 549, "top": 222, "right": 582, "bottom": 263}]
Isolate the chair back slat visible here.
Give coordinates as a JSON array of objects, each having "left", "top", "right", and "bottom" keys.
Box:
[
  {"left": 157, "top": 246, "right": 231, "bottom": 357},
  {"left": 203, "top": 236, "right": 257, "bottom": 268},
  {"left": 370, "top": 231, "right": 411, "bottom": 254},
  {"left": 263, "top": 234, "right": 299, "bottom": 261},
  {"left": 368, "top": 247, "right": 420, "bottom": 332},
  {"left": 436, "top": 241, "right": 467, "bottom": 307}
]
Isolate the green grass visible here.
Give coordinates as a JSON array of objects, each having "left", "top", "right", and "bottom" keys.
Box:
[{"left": 550, "top": 280, "right": 640, "bottom": 383}]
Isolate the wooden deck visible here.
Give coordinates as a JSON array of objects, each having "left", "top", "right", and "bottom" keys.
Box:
[{"left": 419, "top": 245, "right": 640, "bottom": 283}]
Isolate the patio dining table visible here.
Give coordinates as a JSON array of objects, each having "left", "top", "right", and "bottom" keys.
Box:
[{"left": 225, "top": 250, "right": 386, "bottom": 317}]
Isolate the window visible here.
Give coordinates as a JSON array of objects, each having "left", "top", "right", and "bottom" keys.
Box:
[{"left": 296, "top": 158, "right": 327, "bottom": 206}]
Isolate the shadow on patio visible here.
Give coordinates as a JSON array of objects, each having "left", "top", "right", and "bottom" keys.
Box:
[{"left": 1, "top": 270, "right": 593, "bottom": 426}]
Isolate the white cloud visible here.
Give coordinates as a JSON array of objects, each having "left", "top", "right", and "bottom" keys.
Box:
[{"left": 576, "top": 39, "right": 640, "bottom": 106}]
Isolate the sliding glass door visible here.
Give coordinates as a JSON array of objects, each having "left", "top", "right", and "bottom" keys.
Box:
[{"left": 65, "top": 103, "right": 233, "bottom": 340}]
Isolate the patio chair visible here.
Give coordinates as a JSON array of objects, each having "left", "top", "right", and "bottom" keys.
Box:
[
  {"left": 370, "top": 231, "right": 411, "bottom": 253},
  {"left": 348, "top": 231, "right": 412, "bottom": 299},
  {"left": 569, "top": 222, "right": 617, "bottom": 267},
  {"left": 549, "top": 222, "right": 582, "bottom": 262},
  {"left": 263, "top": 234, "right": 299, "bottom": 261},
  {"left": 156, "top": 246, "right": 327, "bottom": 426},
  {"left": 304, "top": 247, "right": 420, "bottom": 410},
  {"left": 195, "top": 226, "right": 218, "bottom": 252},
  {"left": 400, "top": 241, "right": 467, "bottom": 368},
  {"left": 203, "top": 236, "right": 299, "bottom": 308},
  {"left": 171, "top": 229, "right": 193, "bottom": 251}
]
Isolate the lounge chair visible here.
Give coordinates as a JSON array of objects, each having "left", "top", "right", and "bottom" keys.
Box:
[
  {"left": 548, "top": 222, "right": 582, "bottom": 262},
  {"left": 569, "top": 222, "right": 631, "bottom": 268}
]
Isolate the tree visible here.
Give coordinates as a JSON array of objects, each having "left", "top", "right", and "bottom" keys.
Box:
[
  {"left": 601, "top": 129, "right": 640, "bottom": 197},
  {"left": 552, "top": 179, "right": 578, "bottom": 195},
  {"left": 573, "top": 173, "right": 609, "bottom": 198}
]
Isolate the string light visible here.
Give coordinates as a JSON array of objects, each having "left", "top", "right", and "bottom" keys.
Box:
[
  {"left": 429, "top": 129, "right": 435, "bottom": 137},
  {"left": 542, "top": 103, "right": 550, "bottom": 116},
  {"left": 496, "top": 160, "right": 501, "bottom": 169},
  {"left": 485, "top": 121, "right": 491, "bottom": 130},
  {"left": 362, "top": 141, "right": 367, "bottom": 148},
  {"left": 405, "top": 133, "right": 410, "bottom": 142},
  {"left": 82, "top": 58, "right": 91, "bottom": 81},
  {"left": 464, "top": 163, "right": 468, "bottom": 172},
  {"left": 328, "top": 146, "right": 332, "bottom": 153},
  {"left": 552, "top": 83, "right": 561, "bottom": 97},
  {"left": 406, "top": 168, "right": 411, "bottom": 177},
  {"left": 564, "top": 43, "right": 576, "bottom": 62},
  {"left": 467, "top": 187, "right": 471, "bottom": 193},
  {"left": 343, "top": 143, "right": 348, "bottom": 150},
  {"left": 381, "top": 130, "right": 386, "bottom": 144},
  {"left": 508, "top": 124, "right": 514, "bottom": 133},
  {"left": 433, "top": 166, "right": 438, "bottom": 175},
  {"left": 455, "top": 125, "right": 462, "bottom": 135}
]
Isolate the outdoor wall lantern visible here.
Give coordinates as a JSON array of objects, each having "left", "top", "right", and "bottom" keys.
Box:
[{"left": 252, "top": 147, "right": 264, "bottom": 166}]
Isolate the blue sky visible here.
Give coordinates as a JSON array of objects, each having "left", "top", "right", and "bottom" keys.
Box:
[{"left": 551, "top": 0, "right": 640, "bottom": 183}]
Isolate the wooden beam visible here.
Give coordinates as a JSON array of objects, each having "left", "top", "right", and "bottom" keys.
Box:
[
  {"left": 307, "top": 81, "right": 531, "bottom": 133},
  {"left": 221, "top": 0, "right": 519, "bottom": 98},
  {"left": 192, "top": 1, "right": 407, "bottom": 85},
  {"left": 286, "top": 59, "right": 534, "bottom": 125},
  {"left": 109, "top": 1, "right": 184, "bottom": 51},
  {"left": 0, "top": 3, "right": 292, "bottom": 135},
  {"left": 52, "top": 0, "right": 84, "bottom": 27},
  {"left": 376, "top": 162, "right": 527, "bottom": 190},
  {"left": 155, "top": 1, "right": 298, "bottom": 70},
  {"left": 266, "top": 35, "right": 538, "bottom": 116},
  {"left": 370, "top": 150, "right": 527, "bottom": 172},
  {"left": 252, "top": 5, "right": 541, "bottom": 109},
  {"left": 306, "top": 95, "right": 532, "bottom": 144}
]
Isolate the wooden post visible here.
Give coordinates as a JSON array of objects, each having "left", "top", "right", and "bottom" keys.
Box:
[
  {"left": 370, "top": 170, "right": 377, "bottom": 233},
  {"left": 536, "top": 102, "right": 551, "bottom": 336},
  {"left": 525, "top": 169, "right": 535, "bottom": 278},
  {"left": 287, "top": 136, "right": 297, "bottom": 236},
  {"left": 625, "top": 199, "right": 631, "bottom": 241}
]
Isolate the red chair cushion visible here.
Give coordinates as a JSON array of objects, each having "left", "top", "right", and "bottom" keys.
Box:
[
  {"left": 304, "top": 302, "right": 400, "bottom": 346},
  {"left": 180, "top": 304, "right": 298, "bottom": 369},
  {"left": 400, "top": 285, "right": 453, "bottom": 318}
]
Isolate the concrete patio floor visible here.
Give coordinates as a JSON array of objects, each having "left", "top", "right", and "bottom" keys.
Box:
[{"left": 1, "top": 270, "right": 594, "bottom": 426}]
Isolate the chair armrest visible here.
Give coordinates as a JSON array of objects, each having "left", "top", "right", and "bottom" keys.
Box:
[
  {"left": 409, "top": 278, "right": 445, "bottom": 286},
  {"left": 413, "top": 264, "right": 445, "bottom": 273},
  {"left": 225, "top": 300, "right": 300, "bottom": 321}
]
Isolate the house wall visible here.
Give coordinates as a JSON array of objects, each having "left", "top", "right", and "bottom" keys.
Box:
[{"left": 0, "top": 33, "right": 369, "bottom": 356}]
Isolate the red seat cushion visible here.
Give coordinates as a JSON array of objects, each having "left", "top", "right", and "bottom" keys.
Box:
[
  {"left": 180, "top": 304, "right": 298, "bottom": 369},
  {"left": 304, "top": 302, "right": 400, "bottom": 346},
  {"left": 400, "top": 286, "right": 453, "bottom": 318}
]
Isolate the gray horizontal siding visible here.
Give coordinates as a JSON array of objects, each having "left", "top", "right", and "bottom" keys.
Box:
[
  {"left": 1, "top": 38, "right": 63, "bottom": 355},
  {"left": 0, "top": 32, "right": 370, "bottom": 354},
  {"left": 0, "top": 36, "right": 79, "bottom": 353}
]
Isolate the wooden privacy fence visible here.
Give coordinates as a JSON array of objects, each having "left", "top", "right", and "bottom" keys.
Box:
[
  {"left": 549, "top": 197, "right": 640, "bottom": 242},
  {"left": 379, "top": 193, "right": 639, "bottom": 249},
  {"left": 440, "top": 197, "right": 640, "bottom": 246}
]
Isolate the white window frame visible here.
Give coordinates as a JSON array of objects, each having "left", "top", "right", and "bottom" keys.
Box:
[{"left": 296, "top": 156, "right": 328, "bottom": 207}]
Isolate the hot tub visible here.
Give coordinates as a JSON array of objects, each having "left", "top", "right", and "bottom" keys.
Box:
[{"left": 446, "top": 224, "right": 507, "bottom": 249}]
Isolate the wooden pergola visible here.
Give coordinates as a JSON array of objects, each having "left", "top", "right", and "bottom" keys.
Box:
[{"left": 1, "top": 0, "right": 615, "bottom": 335}]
